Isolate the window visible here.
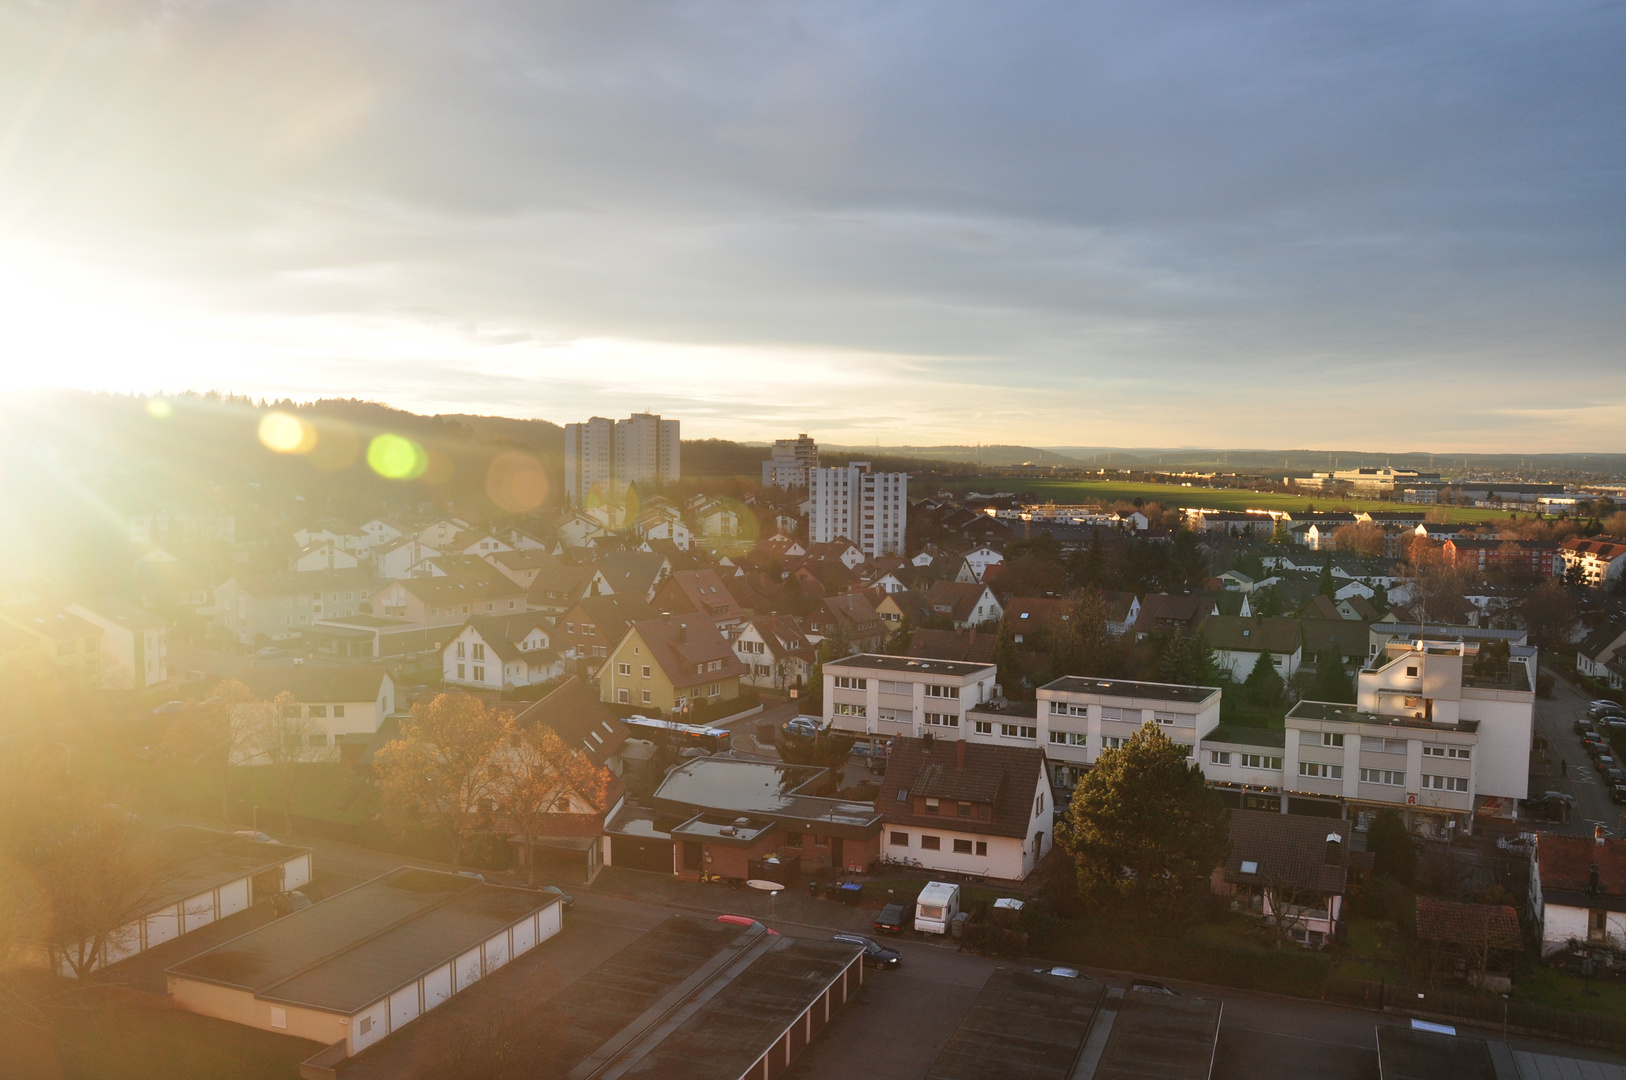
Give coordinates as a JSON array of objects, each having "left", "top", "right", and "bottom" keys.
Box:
[
  {"left": 1049, "top": 731, "right": 1068, "bottom": 744},
  {"left": 834, "top": 676, "right": 868, "bottom": 690},
  {"left": 1101, "top": 706, "right": 1140, "bottom": 723},
  {"left": 641, "top": 690, "right": 652, "bottom": 704},
  {"left": 642, "top": 665, "right": 651, "bottom": 678},
  {"left": 1422, "top": 774, "right": 1468, "bottom": 792},
  {"left": 457, "top": 663, "right": 466, "bottom": 680},
  {"left": 953, "top": 838, "right": 973, "bottom": 854},
  {"left": 333, "top": 705, "right": 345, "bottom": 718},
  {"left": 926, "top": 685, "right": 959, "bottom": 699},
  {"left": 889, "top": 831, "right": 909, "bottom": 847},
  {"left": 1102, "top": 736, "right": 1126, "bottom": 750},
  {"left": 957, "top": 801, "right": 972, "bottom": 817},
  {"left": 1176, "top": 744, "right": 1193, "bottom": 757},
  {"left": 618, "top": 663, "right": 632, "bottom": 676},
  {"left": 1423, "top": 746, "right": 1471, "bottom": 759},
  {"left": 1375, "top": 738, "right": 1406, "bottom": 754},
  {"left": 308, "top": 705, "right": 328, "bottom": 718},
  {"left": 617, "top": 688, "right": 629, "bottom": 704},
  {"left": 1035, "top": 792, "right": 1045, "bottom": 814},
  {"left": 1049, "top": 701, "right": 1089, "bottom": 716},
  {"left": 920, "top": 835, "right": 941, "bottom": 850},
  {"left": 473, "top": 665, "right": 484, "bottom": 681},
  {"left": 924, "top": 712, "right": 958, "bottom": 727},
  {"left": 1210, "top": 751, "right": 1232, "bottom": 766},
  {"left": 708, "top": 683, "right": 720, "bottom": 696},
  {"left": 456, "top": 641, "right": 465, "bottom": 659},
  {"left": 1152, "top": 710, "right": 1181, "bottom": 726},
  {"left": 1299, "top": 762, "right": 1343, "bottom": 779},
  {"left": 974, "top": 721, "right": 992, "bottom": 735},
  {"left": 360, "top": 1016, "right": 373, "bottom": 1035},
  {"left": 1406, "top": 665, "right": 1419, "bottom": 677},
  {"left": 1361, "top": 768, "right": 1405, "bottom": 786},
  {"left": 1323, "top": 733, "right": 1345, "bottom": 747},
  {"left": 1241, "top": 754, "right": 1282, "bottom": 770},
  {"left": 833, "top": 703, "right": 867, "bottom": 717},
  {"left": 879, "top": 680, "right": 910, "bottom": 694},
  {"left": 975, "top": 841, "right": 987, "bottom": 856},
  {"left": 925, "top": 798, "right": 940, "bottom": 814},
  {"left": 1000, "top": 724, "right": 1036, "bottom": 739},
  {"left": 566, "top": 622, "right": 575, "bottom": 633}
]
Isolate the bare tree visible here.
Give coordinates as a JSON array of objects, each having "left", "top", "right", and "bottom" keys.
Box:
[
  {"left": 375, "top": 694, "right": 508, "bottom": 869},
  {"left": 1251, "top": 871, "right": 1327, "bottom": 948},
  {"left": 159, "top": 678, "right": 262, "bottom": 822},
  {"left": 489, "top": 720, "right": 610, "bottom": 885},
  {"left": 239, "top": 691, "right": 325, "bottom": 836}
]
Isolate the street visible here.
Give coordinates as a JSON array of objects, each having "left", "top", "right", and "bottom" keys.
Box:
[{"left": 1531, "top": 670, "right": 1623, "bottom": 839}]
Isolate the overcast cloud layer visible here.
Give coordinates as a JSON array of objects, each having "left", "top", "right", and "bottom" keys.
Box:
[{"left": 1, "top": 0, "right": 1622, "bottom": 450}]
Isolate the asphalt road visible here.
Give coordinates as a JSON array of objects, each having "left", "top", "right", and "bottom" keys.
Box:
[{"left": 1532, "top": 671, "right": 1624, "bottom": 838}]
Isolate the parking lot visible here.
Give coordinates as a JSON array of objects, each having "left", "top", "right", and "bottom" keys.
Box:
[{"left": 1532, "top": 673, "right": 1626, "bottom": 839}]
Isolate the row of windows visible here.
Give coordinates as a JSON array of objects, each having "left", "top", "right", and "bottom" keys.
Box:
[
  {"left": 1209, "top": 751, "right": 1282, "bottom": 770},
  {"left": 1300, "top": 762, "right": 1343, "bottom": 779},
  {"left": 1360, "top": 768, "right": 1405, "bottom": 786},
  {"left": 455, "top": 663, "right": 486, "bottom": 682},
  {"left": 1422, "top": 774, "right": 1469, "bottom": 792},
  {"left": 924, "top": 712, "right": 958, "bottom": 727},
  {"left": 1423, "top": 746, "right": 1472, "bottom": 760},
  {"left": 834, "top": 676, "right": 867, "bottom": 689},
  {"left": 834, "top": 703, "right": 866, "bottom": 717},
  {"left": 889, "top": 832, "right": 989, "bottom": 856}
]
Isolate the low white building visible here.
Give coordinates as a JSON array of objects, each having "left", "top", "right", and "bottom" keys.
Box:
[
  {"left": 290, "top": 542, "right": 361, "bottom": 572},
  {"left": 1201, "top": 616, "right": 1305, "bottom": 682},
  {"left": 66, "top": 597, "right": 168, "bottom": 690},
  {"left": 443, "top": 613, "right": 563, "bottom": 691},
  {"left": 55, "top": 827, "right": 310, "bottom": 976},
  {"left": 167, "top": 868, "right": 562, "bottom": 1063},
  {"left": 234, "top": 667, "right": 395, "bottom": 763},
  {"left": 1017, "top": 676, "right": 1223, "bottom": 794},
  {"left": 878, "top": 735, "right": 1053, "bottom": 881},
  {"left": 822, "top": 655, "right": 999, "bottom": 744},
  {"left": 1533, "top": 832, "right": 1626, "bottom": 962}
]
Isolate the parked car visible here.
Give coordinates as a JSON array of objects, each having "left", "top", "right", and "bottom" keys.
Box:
[
  {"left": 783, "top": 718, "right": 823, "bottom": 738},
  {"left": 536, "top": 885, "right": 574, "bottom": 908},
  {"left": 1576, "top": 718, "right": 1597, "bottom": 735},
  {"left": 1035, "top": 966, "right": 1081, "bottom": 979},
  {"left": 717, "top": 914, "right": 779, "bottom": 935},
  {"left": 1497, "top": 833, "right": 1538, "bottom": 854},
  {"left": 1596, "top": 754, "right": 1616, "bottom": 774},
  {"left": 873, "top": 902, "right": 907, "bottom": 935},
  {"left": 1612, "top": 783, "right": 1626, "bottom": 805},
  {"left": 833, "top": 933, "right": 902, "bottom": 968},
  {"left": 1590, "top": 702, "right": 1626, "bottom": 721},
  {"left": 1130, "top": 980, "right": 1178, "bottom": 995},
  {"left": 150, "top": 700, "right": 188, "bottom": 715}
]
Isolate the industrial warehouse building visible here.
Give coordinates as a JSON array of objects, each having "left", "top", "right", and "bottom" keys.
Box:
[
  {"left": 166, "top": 868, "right": 562, "bottom": 1063},
  {"left": 57, "top": 826, "right": 310, "bottom": 976}
]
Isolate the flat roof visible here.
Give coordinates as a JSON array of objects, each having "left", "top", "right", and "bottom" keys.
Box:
[
  {"left": 1039, "top": 676, "right": 1221, "bottom": 705},
  {"left": 653, "top": 757, "right": 882, "bottom": 833},
  {"left": 169, "top": 868, "right": 554, "bottom": 1015},
  {"left": 827, "top": 653, "right": 995, "bottom": 678},
  {"left": 1287, "top": 700, "right": 1479, "bottom": 735},
  {"left": 923, "top": 969, "right": 1104, "bottom": 1080},
  {"left": 1375, "top": 1026, "right": 1497, "bottom": 1080},
  {"left": 1201, "top": 724, "right": 1287, "bottom": 749},
  {"left": 141, "top": 827, "right": 310, "bottom": 914},
  {"left": 1092, "top": 991, "right": 1222, "bottom": 1080},
  {"left": 670, "top": 814, "right": 777, "bottom": 845},
  {"left": 966, "top": 700, "right": 1040, "bottom": 719}
]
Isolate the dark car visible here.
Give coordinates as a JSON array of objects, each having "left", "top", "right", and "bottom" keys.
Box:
[
  {"left": 1577, "top": 718, "right": 1597, "bottom": 736},
  {"left": 1590, "top": 703, "right": 1626, "bottom": 721},
  {"left": 537, "top": 885, "right": 574, "bottom": 908},
  {"left": 873, "top": 902, "right": 907, "bottom": 935},
  {"left": 834, "top": 933, "right": 902, "bottom": 968},
  {"left": 783, "top": 718, "right": 823, "bottom": 738},
  {"left": 1607, "top": 768, "right": 1626, "bottom": 786},
  {"left": 1613, "top": 784, "right": 1626, "bottom": 805}
]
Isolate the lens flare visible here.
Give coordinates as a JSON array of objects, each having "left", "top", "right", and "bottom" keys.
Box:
[
  {"left": 145, "top": 397, "right": 173, "bottom": 419},
  {"left": 258, "top": 411, "right": 315, "bottom": 453},
  {"left": 367, "top": 433, "right": 428, "bottom": 479},
  {"left": 486, "top": 452, "right": 550, "bottom": 511}
]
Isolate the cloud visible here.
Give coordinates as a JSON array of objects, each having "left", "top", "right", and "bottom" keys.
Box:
[{"left": 0, "top": 0, "right": 1623, "bottom": 450}]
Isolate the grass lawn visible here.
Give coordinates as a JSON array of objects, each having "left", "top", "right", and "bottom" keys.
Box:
[
  {"left": 231, "top": 764, "right": 380, "bottom": 826},
  {"left": 935, "top": 476, "right": 1518, "bottom": 524},
  {"left": 5, "top": 983, "right": 322, "bottom": 1080},
  {"left": 1513, "top": 956, "right": 1626, "bottom": 1015}
]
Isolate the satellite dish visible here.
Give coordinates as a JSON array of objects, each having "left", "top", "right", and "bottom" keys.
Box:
[{"left": 746, "top": 879, "right": 785, "bottom": 893}]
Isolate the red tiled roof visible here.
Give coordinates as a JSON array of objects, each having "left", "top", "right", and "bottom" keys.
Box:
[
  {"left": 878, "top": 736, "right": 1047, "bottom": 839},
  {"left": 1414, "top": 897, "right": 1521, "bottom": 950},
  {"left": 630, "top": 617, "right": 749, "bottom": 689},
  {"left": 1224, "top": 810, "right": 1355, "bottom": 894},
  {"left": 907, "top": 628, "right": 997, "bottom": 664},
  {"left": 1537, "top": 833, "right": 1626, "bottom": 897}
]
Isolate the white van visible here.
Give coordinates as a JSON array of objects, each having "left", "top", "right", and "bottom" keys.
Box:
[{"left": 914, "top": 881, "right": 961, "bottom": 935}]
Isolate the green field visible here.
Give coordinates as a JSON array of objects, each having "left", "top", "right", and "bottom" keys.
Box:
[{"left": 936, "top": 477, "right": 1520, "bottom": 524}]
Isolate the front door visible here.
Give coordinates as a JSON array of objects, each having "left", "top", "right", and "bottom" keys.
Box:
[
  {"left": 682, "top": 840, "right": 703, "bottom": 874},
  {"left": 831, "top": 837, "right": 844, "bottom": 871}
]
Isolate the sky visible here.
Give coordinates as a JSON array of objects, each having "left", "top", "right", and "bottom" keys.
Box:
[{"left": 0, "top": 0, "right": 1622, "bottom": 452}]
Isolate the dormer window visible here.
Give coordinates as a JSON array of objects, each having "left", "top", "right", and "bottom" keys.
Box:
[{"left": 925, "top": 798, "right": 940, "bottom": 815}]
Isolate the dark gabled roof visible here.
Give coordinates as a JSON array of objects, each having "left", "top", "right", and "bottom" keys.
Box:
[
  {"left": 741, "top": 615, "right": 815, "bottom": 662},
  {"left": 655, "top": 569, "right": 744, "bottom": 622},
  {"left": 1580, "top": 624, "right": 1626, "bottom": 663},
  {"left": 1538, "top": 833, "right": 1626, "bottom": 899},
  {"left": 1132, "top": 593, "right": 1205, "bottom": 635},
  {"left": 1298, "top": 618, "right": 1371, "bottom": 659},
  {"left": 1003, "top": 596, "right": 1075, "bottom": 633},
  {"left": 489, "top": 548, "right": 558, "bottom": 572},
  {"left": 629, "top": 617, "right": 749, "bottom": 689},
  {"left": 1198, "top": 615, "right": 1303, "bottom": 655},
  {"left": 527, "top": 563, "right": 595, "bottom": 605},
  {"left": 236, "top": 665, "right": 388, "bottom": 703},
  {"left": 225, "top": 567, "right": 377, "bottom": 597},
  {"left": 513, "top": 676, "right": 629, "bottom": 768},
  {"left": 879, "top": 737, "right": 1047, "bottom": 839},
  {"left": 907, "top": 628, "right": 997, "bottom": 664},
  {"left": 389, "top": 569, "right": 525, "bottom": 605},
  {"left": 597, "top": 551, "right": 670, "bottom": 598},
  {"left": 1414, "top": 897, "right": 1521, "bottom": 950},
  {"left": 1224, "top": 810, "right": 1355, "bottom": 894},
  {"left": 822, "top": 591, "right": 881, "bottom": 630},
  {"left": 568, "top": 594, "right": 659, "bottom": 639},
  {"left": 923, "top": 581, "right": 995, "bottom": 622},
  {"left": 1100, "top": 590, "right": 1138, "bottom": 623}
]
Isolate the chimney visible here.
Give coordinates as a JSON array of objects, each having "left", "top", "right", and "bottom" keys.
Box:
[
  {"left": 1598, "top": 825, "right": 1608, "bottom": 846},
  {"left": 957, "top": 738, "right": 966, "bottom": 771},
  {"left": 1324, "top": 833, "right": 1342, "bottom": 866},
  {"left": 922, "top": 731, "right": 934, "bottom": 753},
  {"left": 1590, "top": 862, "right": 1601, "bottom": 897}
]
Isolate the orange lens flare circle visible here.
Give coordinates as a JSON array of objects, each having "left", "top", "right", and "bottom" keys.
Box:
[
  {"left": 258, "top": 411, "right": 317, "bottom": 454},
  {"left": 486, "top": 452, "right": 550, "bottom": 511}
]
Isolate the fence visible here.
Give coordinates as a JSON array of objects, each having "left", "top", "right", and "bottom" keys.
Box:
[{"left": 1324, "top": 976, "right": 1626, "bottom": 1050}]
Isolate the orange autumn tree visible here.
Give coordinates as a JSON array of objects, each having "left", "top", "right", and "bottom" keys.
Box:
[
  {"left": 490, "top": 720, "right": 612, "bottom": 885},
  {"left": 375, "top": 694, "right": 508, "bottom": 869}
]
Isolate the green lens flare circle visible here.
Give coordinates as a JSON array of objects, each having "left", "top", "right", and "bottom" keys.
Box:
[{"left": 367, "top": 434, "right": 428, "bottom": 480}]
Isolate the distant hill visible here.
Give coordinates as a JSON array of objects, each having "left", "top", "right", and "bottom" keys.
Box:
[{"left": 823, "top": 444, "right": 1079, "bottom": 467}]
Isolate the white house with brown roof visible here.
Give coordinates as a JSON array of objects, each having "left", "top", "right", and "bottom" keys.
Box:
[
  {"left": 1202, "top": 615, "right": 1305, "bottom": 681},
  {"left": 878, "top": 735, "right": 1053, "bottom": 881},
  {"left": 732, "top": 615, "right": 816, "bottom": 690},
  {"left": 923, "top": 581, "right": 1003, "bottom": 630},
  {"left": 1562, "top": 537, "right": 1626, "bottom": 591},
  {"left": 368, "top": 570, "right": 528, "bottom": 630},
  {"left": 443, "top": 614, "right": 563, "bottom": 691},
  {"left": 374, "top": 537, "right": 442, "bottom": 580},
  {"left": 234, "top": 667, "right": 395, "bottom": 763}
]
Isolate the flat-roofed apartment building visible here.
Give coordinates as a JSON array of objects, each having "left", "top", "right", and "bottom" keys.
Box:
[
  {"left": 820, "top": 654, "right": 998, "bottom": 743},
  {"left": 1207, "top": 636, "right": 1535, "bottom": 835},
  {"left": 1019, "top": 677, "right": 1223, "bottom": 793}
]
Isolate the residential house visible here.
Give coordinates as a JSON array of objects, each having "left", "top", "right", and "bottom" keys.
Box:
[
  {"left": 732, "top": 615, "right": 816, "bottom": 690},
  {"left": 1022, "top": 676, "right": 1222, "bottom": 794},
  {"left": 1299, "top": 618, "right": 1372, "bottom": 670},
  {"left": 558, "top": 595, "right": 658, "bottom": 672},
  {"left": 1414, "top": 897, "right": 1521, "bottom": 990},
  {"left": 234, "top": 667, "right": 395, "bottom": 763},
  {"left": 293, "top": 525, "right": 371, "bottom": 557},
  {"left": 1217, "top": 811, "right": 1368, "bottom": 949},
  {"left": 822, "top": 654, "right": 999, "bottom": 743},
  {"left": 209, "top": 568, "right": 376, "bottom": 645},
  {"left": 359, "top": 518, "right": 406, "bottom": 547},
  {"left": 651, "top": 569, "right": 745, "bottom": 632},
  {"left": 590, "top": 551, "right": 672, "bottom": 603},
  {"left": 923, "top": 581, "right": 1003, "bottom": 630},
  {"left": 691, "top": 500, "right": 742, "bottom": 540},
  {"left": 1533, "top": 831, "right": 1626, "bottom": 964},
  {"left": 633, "top": 507, "right": 693, "bottom": 551},
  {"left": 599, "top": 617, "right": 748, "bottom": 714},
  {"left": 374, "top": 537, "right": 443, "bottom": 580},
  {"left": 1201, "top": 616, "right": 1305, "bottom": 681},
  {"left": 1443, "top": 537, "right": 1562, "bottom": 578},
  {"left": 906, "top": 628, "right": 996, "bottom": 665},
  {"left": 807, "top": 592, "right": 887, "bottom": 654},
  {"left": 1003, "top": 597, "right": 1075, "bottom": 646},
  {"left": 525, "top": 562, "right": 596, "bottom": 619},
  {"left": 416, "top": 519, "right": 473, "bottom": 548},
  {"left": 1578, "top": 624, "right": 1626, "bottom": 690},
  {"left": 878, "top": 736, "right": 1053, "bottom": 882},
  {"left": 442, "top": 529, "right": 511, "bottom": 557},
  {"left": 407, "top": 553, "right": 494, "bottom": 578},
  {"left": 873, "top": 587, "right": 934, "bottom": 630},
  {"left": 1101, "top": 591, "right": 1141, "bottom": 636},
  {"left": 368, "top": 570, "right": 529, "bottom": 630},
  {"left": 66, "top": 597, "right": 168, "bottom": 690},
  {"left": 1561, "top": 538, "right": 1626, "bottom": 591},
  {"left": 289, "top": 541, "right": 361, "bottom": 573},
  {"left": 786, "top": 553, "right": 859, "bottom": 596},
  {"left": 557, "top": 509, "right": 610, "bottom": 549},
  {"left": 955, "top": 547, "right": 1005, "bottom": 583},
  {"left": 485, "top": 548, "right": 561, "bottom": 591},
  {"left": 806, "top": 539, "right": 866, "bottom": 570},
  {"left": 0, "top": 606, "right": 102, "bottom": 685},
  {"left": 1132, "top": 593, "right": 1207, "bottom": 640},
  {"left": 443, "top": 613, "right": 563, "bottom": 691}
]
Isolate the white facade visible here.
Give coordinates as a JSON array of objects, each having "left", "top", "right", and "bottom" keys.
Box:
[
  {"left": 375, "top": 539, "right": 442, "bottom": 580},
  {"left": 823, "top": 656, "right": 998, "bottom": 740},
  {"left": 885, "top": 775, "right": 1054, "bottom": 881},
  {"left": 66, "top": 600, "right": 168, "bottom": 690},
  {"left": 230, "top": 675, "right": 394, "bottom": 764},
  {"left": 291, "top": 542, "right": 361, "bottom": 572},
  {"left": 443, "top": 623, "right": 561, "bottom": 691},
  {"left": 565, "top": 413, "right": 681, "bottom": 504},
  {"left": 762, "top": 434, "right": 819, "bottom": 488},
  {"left": 809, "top": 462, "right": 907, "bottom": 557},
  {"left": 1026, "top": 677, "right": 1223, "bottom": 790}
]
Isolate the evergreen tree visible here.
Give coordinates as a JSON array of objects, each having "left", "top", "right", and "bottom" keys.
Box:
[
  {"left": 1366, "top": 809, "right": 1416, "bottom": 885},
  {"left": 1308, "top": 644, "right": 1355, "bottom": 703},
  {"left": 1083, "top": 529, "right": 1107, "bottom": 589},
  {"left": 994, "top": 620, "right": 1027, "bottom": 699},
  {"left": 1243, "top": 649, "right": 1284, "bottom": 707},
  {"left": 1318, "top": 555, "right": 1337, "bottom": 598},
  {"left": 1269, "top": 518, "right": 1292, "bottom": 545},
  {"left": 1169, "top": 528, "right": 1209, "bottom": 592},
  {"left": 884, "top": 616, "right": 914, "bottom": 655}
]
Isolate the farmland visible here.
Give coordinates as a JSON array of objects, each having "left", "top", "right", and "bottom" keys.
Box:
[{"left": 933, "top": 477, "right": 1522, "bottom": 524}]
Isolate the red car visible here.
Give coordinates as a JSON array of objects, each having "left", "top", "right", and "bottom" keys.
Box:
[{"left": 717, "top": 914, "right": 779, "bottom": 935}]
